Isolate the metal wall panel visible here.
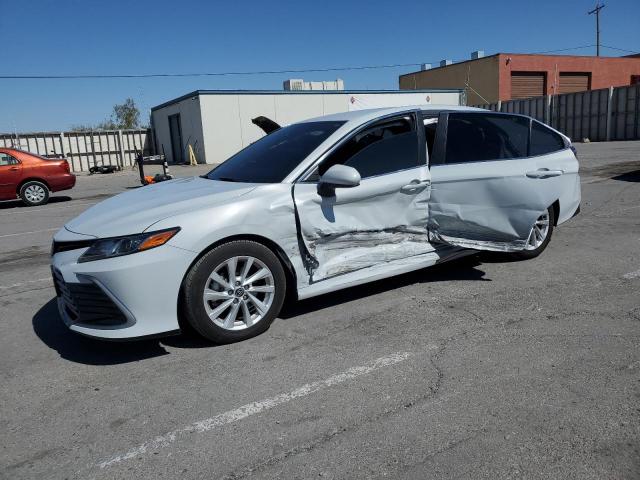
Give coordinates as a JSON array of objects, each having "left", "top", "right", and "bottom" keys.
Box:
[
  {"left": 238, "top": 95, "right": 278, "bottom": 148},
  {"left": 321, "top": 94, "right": 348, "bottom": 115},
  {"left": 274, "top": 94, "right": 325, "bottom": 126},
  {"left": 198, "top": 95, "right": 244, "bottom": 166},
  {"left": 611, "top": 84, "right": 640, "bottom": 141}
]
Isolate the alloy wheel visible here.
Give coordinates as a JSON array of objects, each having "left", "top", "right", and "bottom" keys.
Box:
[
  {"left": 524, "top": 212, "right": 550, "bottom": 250},
  {"left": 24, "top": 184, "right": 47, "bottom": 203},
  {"left": 202, "top": 256, "right": 276, "bottom": 331}
]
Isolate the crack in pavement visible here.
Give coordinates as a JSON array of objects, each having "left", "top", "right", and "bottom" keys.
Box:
[{"left": 222, "top": 331, "right": 468, "bottom": 479}]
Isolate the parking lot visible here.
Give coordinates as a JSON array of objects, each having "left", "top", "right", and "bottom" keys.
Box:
[{"left": 1, "top": 142, "right": 639, "bottom": 479}]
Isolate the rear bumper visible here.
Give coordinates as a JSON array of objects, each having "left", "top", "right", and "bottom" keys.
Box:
[{"left": 49, "top": 173, "right": 76, "bottom": 192}]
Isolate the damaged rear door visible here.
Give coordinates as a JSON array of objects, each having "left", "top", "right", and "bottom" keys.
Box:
[
  {"left": 293, "top": 111, "right": 434, "bottom": 283},
  {"left": 427, "top": 111, "right": 574, "bottom": 251}
]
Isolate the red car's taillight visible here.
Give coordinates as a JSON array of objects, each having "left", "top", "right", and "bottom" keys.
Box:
[{"left": 61, "top": 160, "right": 70, "bottom": 173}]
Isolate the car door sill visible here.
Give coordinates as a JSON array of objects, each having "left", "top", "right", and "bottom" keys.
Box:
[{"left": 296, "top": 245, "right": 474, "bottom": 300}]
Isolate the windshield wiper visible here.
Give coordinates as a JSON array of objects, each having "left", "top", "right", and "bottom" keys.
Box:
[{"left": 201, "top": 174, "right": 242, "bottom": 182}]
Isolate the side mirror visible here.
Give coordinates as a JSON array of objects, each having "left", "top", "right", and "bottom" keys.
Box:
[{"left": 317, "top": 165, "right": 361, "bottom": 196}]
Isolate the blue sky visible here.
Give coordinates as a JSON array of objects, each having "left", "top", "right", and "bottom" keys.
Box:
[{"left": 1, "top": 0, "right": 638, "bottom": 132}]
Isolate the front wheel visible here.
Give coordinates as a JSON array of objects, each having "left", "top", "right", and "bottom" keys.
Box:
[
  {"left": 509, "top": 207, "right": 555, "bottom": 260},
  {"left": 181, "top": 240, "right": 286, "bottom": 343}
]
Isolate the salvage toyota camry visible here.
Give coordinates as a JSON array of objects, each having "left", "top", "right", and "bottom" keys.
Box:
[{"left": 51, "top": 106, "right": 580, "bottom": 343}]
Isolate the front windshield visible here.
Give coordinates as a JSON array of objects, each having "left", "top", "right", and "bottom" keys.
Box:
[{"left": 206, "top": 121, "right": 345, "bottom": 183}]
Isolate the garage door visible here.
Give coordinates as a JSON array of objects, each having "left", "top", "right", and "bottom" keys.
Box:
[
  {"left": 559, "top": 73, "right": 590, "bottom": 94},
  {"left": 511, "top": 72, "right": 546, "bottom": 99}
]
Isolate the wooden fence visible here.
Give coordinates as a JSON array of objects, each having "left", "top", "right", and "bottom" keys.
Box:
[{"left": 0, "top": 129, "right": 153, "bottom": 172}]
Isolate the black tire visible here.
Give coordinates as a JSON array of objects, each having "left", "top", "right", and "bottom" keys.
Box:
[
  {"left": 182, "top": 240, "right": 287, "bottom": 343},
  {"left": 508, "top": 206, "right": 555, "bottom": 260},
  {"left": 19, "top": 180, "right": 50, "bottom": 206}
]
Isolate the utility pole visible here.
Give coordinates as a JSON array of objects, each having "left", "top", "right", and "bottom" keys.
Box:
[{"left": 588, "top": 2, "right": 605, "bottom": 56}]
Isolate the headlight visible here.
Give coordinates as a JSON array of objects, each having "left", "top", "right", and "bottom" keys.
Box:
[{"left": 78, "top": 227, "right": 180, "bottom": 263}]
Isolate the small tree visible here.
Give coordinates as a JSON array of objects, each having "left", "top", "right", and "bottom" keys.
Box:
[
  {"left": 112, "top": 98, "right": 140, "bottom": 129},
  {"left": 69, "top": 98, "right": 143, "bottom": 131}
]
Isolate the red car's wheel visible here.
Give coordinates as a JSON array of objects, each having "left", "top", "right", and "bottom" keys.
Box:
[{"left": 20, "top": 180, "right": 50, "bottom": 206}]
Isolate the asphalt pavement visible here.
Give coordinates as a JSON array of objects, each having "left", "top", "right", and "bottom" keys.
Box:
[{"left": 1, "top": 144, "right": 639, "bottom": 479}]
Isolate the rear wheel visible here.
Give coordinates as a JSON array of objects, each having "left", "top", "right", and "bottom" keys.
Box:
[
  {"left": 20, "top": 181, "right": 49, "bottom": 206},
  {"left": 182, "top": 240, "right": 286, "bottom": 343},
  {"left": 509, "top": 207, "right": 554, "bottom": 260}
]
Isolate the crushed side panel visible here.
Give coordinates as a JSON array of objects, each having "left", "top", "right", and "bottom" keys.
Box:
[{"left": 292, "top": 169, "right": 432, "bottom": 283}]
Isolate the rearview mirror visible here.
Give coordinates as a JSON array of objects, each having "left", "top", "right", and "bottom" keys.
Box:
[{"left": 317, "top": 165, "right": 361, "bottom": 196}]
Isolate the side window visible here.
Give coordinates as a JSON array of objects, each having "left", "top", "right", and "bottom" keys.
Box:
[
  {"left": 424, "top": 117, "right": 438, "bottom": 160},
  {"left": 317, "top": 115, "right": 419, "bottom": 179},
  {"left": 445, "top": 113, "right": 529, "bottom": 164},
  {"left": 530, "top": 121, "right": 566, "bottom": 156},
  {"left": 0, "top": 153, "right": 17, "bottom": 166}
]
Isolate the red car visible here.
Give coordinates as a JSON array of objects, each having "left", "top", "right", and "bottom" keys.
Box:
[{"left": 0, "top": 148, "right": 76, "bottom": 206}]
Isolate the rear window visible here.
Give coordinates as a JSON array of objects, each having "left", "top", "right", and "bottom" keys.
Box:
[
  {"left": 530, "top": 121, "right": 566, "bottom": 156},
  {"left": 445, "top": 113, "right": 530, "bottom": 163},
  {"left": 206, "top": 121, "right": 344, "bottom": 183}
]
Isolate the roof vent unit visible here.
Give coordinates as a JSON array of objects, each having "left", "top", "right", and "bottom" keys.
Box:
[
  {"left": 440, "top": 59, "right": 453, "bottom": 67},
  {"left": 421, "top": 63, "right": 432, "bottom": 71},
  {"left": 471, "top": 50, "right": 485, "bottom": 60},
  {"left": 283, "top": 78, "right": 344, "bottom": 91},
  {"left": 283, "top": 79, "right": 305, "bottom": 91}
]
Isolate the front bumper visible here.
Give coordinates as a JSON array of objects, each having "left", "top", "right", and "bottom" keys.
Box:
[{"left": 51, "top": 234, "right": 197, "bottom": 340}]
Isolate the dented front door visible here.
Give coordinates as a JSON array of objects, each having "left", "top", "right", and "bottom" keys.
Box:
[{"left": 293, "top": 112, "right": 434, "bottom": 283}]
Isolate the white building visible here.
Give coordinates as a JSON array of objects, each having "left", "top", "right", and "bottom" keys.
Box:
[
  {"left": 283, "top": 78, "right": 345, "bottom": 91},
  {"left": 150, "top": 89, "right": 465, "bottom": 165}
]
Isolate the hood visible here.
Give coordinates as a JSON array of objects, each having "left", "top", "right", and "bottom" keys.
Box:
[
  {"left": 66, "top": 176, "right": 256, "bottom": 237},
  {"left": 251, "top": 116, "right": 281, "bottom": 135}
]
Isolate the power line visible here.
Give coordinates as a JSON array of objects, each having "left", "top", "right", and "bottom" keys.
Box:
[
  {"left": 601, "top": 44, "right": 638, "bottom": 54},
  {"left": 0, "top": 44, "right": 636, "bottom": 81},
  {"left": 531, "top": 44, "right": 596, "bottom": 54},
  {"left": 0, "top": 62, "right": 423, "bottom": 80}
]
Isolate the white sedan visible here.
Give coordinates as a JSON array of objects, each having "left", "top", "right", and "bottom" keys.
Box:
[{"left": 51, "top": 106, "right": 580, "bottom": 343}]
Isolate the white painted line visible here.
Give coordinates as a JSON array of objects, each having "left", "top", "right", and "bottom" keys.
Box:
[
  {"left": 0, "top": 277, "right": 51, "bottom": 290},
  {"left": 0, "top": 228, "right": 58, "bottom": 239},
  {"left": 623, "top": 269, "right": 640, "bottom": 279},
  {"left": 0, "top": 201, "right": 98, "bottom": 217},
  {"left": 98, "top": 351, "right": 412, "bottom": 469}
]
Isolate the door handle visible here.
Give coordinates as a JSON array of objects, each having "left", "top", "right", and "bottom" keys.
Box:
[
  {"left": 401, "top": 179, "right": 431, "bottom": 192},
  {"left": 9, "top": 167, "right": 19, "bottom": 171},
  {"left": 526, "top": 169, "right": 563, "bottom": 179}
]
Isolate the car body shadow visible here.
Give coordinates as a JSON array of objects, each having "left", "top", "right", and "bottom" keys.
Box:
[
  {"left": 612, "top": 170, "right": 640, "bottom": 182},
  {"left": 33, "top": 297, "right": 221, "bottom": 364},
  {"left": 280, "top": 254, "right": 489, "bottom": 319},
  {"left": 33, "top": 298, "right": 172, "bottom": 365},
  {"left": 0, "top": 196, "right": 72, "bottom": 210}
]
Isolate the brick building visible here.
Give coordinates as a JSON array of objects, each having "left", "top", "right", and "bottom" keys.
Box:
[{"left": 399, "top": 52, "right": 640, "bottom": 105}]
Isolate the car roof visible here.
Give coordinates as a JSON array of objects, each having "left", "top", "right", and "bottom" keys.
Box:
[{"left": 300, "top": 104, "right": 482, "bottom": 124}]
